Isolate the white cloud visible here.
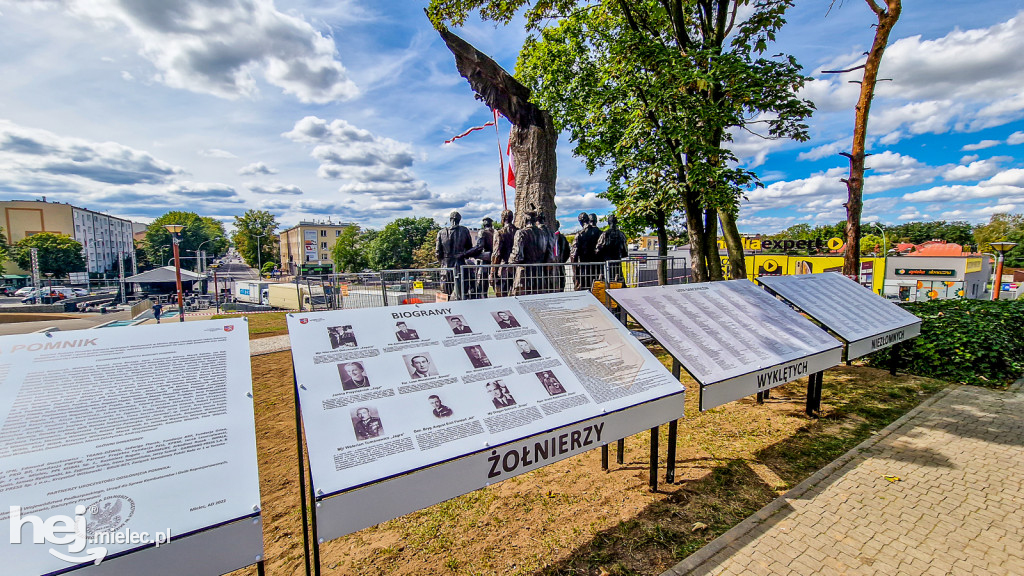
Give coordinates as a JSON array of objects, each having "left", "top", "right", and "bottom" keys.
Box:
[
  {"left": 239, "top": 161, "right": 277, "bottom": 175},
  {"left": 249, "top": 183, "right": 302, "bottom": 195},
  {"left": 57, "top": 0, "right": 358, "bottom": 103},
  {"left": 798, "top": 139, "right": 849, "bottom": 162},
  {"left": 960, "top": 154, "right": 981, "bottom": 164},
  {"left": 943, "top": 159, "right": 1005, "bottom": 181},
  {"left": 903, "top": 168, "right": 1024, "bottom": 202},
  {"left": 1007, "top": 131, "right": 1024, "bottom": 145},
  {"left": 743, "top": 167, "right": 847, "bottom": 214},
  {"left": 198, "top": 148, "right": 237, "bottom": 159},
  {"left": 961, "top": 139, "right": 1001, "bottom": 151}
]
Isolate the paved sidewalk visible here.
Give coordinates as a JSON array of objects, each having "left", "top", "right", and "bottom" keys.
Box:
[{"left": 664, "top": 380, "right": 1024, "bottom": 576}]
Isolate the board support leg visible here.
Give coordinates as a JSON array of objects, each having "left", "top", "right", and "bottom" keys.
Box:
[
  {"left": 756, "top": 391, "right": 764, "bottom": 404},
  {"left": 889, "top": 342, "right": 900, "bottom": 376},
  {"left": 601, "top": 444, "right": 609, "bottom": 471},
  {"left": 311, "top": 484, "right": 321, "bottom": 576},
  {"left": 616, "top": 438, "right": 625, "bottom": 465},
  {"left": 293, "top": 377, "right": 312, "bottom": 576},
  {"left": 257, "top": 560, "right": 266, "bottom": 576},
  {"left": 666, "top": 420, "right": 677, "bottom": 484},
  {"left": 649, "top": 427, "right": 659, "bottom": 492}
]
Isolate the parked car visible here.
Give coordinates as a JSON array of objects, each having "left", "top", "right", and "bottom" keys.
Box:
[
  {"left": 72, "top": 288, "right": 89, "bottom": 297},
  {"left": 0, "top": 286, "right": 15, "bottom": 296},
  {"left": 14, "top": 286, "right": 36, "bottom": 297}
]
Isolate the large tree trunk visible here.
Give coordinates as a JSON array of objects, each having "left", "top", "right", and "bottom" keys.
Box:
[
  {"left": 718, "top": 208, "right": 747, "bottom": 280},
  {"left": 841, "top": 0, "right": 901, "bottom": 280},
  {"left": 703, "top": 209, "right": 725, "bottom": 281},
  {"left": 655, "top": 208, "right": 668, "bottom": 285},
  {"left": 438, "top": 26, "right": 558, "bottom": 228}
]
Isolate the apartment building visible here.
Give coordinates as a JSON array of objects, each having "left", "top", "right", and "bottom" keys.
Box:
[
  {"left": 278, "top": 220, "right": 355, "bottom": 276},
  {"left": 1, "top": 199, "right": 136, "bottom": 275}
]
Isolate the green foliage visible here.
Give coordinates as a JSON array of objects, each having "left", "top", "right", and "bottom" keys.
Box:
[
  {"left": 365, "top": 217, "right": 438, "bottom": 270},
  {"left": 231, "top": 210, "right": 279, "bottom": 270},
  {"left": 145, "top": 211, "right": 228, "bottom": 270},
  {"left": 973, "top": 213, "right": 1023, "bottom": 266},
  {"left": 859, "top": 233, "right": 886, "bottom": 256},
  {"left": 888, "top": 220, "right": 974, "bottom": 247},
  {"left": 13, "top": 232, "right": 86, "bottom": 276},
  {"left": 261, "top": 261, "right": 278, "bottom": 275},
  {"left": 763, "top": 221, "right": 845, "bottom": 254},
  {"left": 412, "top": 229, "right": 440, "bottom": 269},
  {"left": 330, "top": 226, "right": 370, "bottom": 273},
  {"left": 868, "top": 299, "right": 1024, "bottom": 387}
]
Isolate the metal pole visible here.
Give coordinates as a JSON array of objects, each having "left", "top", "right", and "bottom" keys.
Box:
[
  {"left": 293, "top": 377, "right": 312, "bottom": 576},
  {"left": 666, "top": 359, "right": 681, "bottom": 484},
  {"left": 616, "top": 439, "right": 624, "bottom": 465},
  {"left": 648, "top": 427, "right": 658, "bottom": 492},
  {"left": 213, "top": 269, "right": 220, "bottom": 313},
  {"left": 172, "top": 238, "right": 185, "bottom": 322},
  {"left": 993, "top": 253, "right": 1005, "bottom": 300},
  {"left": 601, "top": 444, "right": 609, "bottom": 471}
]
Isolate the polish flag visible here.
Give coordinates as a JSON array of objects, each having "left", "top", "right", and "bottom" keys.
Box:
[{"left": 506, "top": 140, "right": 516, "bottom": 188}]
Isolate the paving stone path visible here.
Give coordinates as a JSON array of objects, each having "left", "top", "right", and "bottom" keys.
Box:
[{"left": 665, "top": 380, "right": 1024, "bottom": 576}]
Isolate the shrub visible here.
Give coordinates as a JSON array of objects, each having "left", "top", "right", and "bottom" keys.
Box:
[{"left": 868, "top": 299, "right": 1024, "bottom": 387}]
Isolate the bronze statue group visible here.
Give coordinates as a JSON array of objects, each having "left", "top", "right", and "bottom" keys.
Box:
[{"left": 435, "top": 208, "right": 629, "bottom": 298}]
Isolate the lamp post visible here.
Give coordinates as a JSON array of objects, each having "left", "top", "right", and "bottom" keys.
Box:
[
  {"left": 990, "top": 241, "right": 1018, "bottom": 300},
  {"left": 253, "top": 232, "right": 267, "bottom": 278},
  {"left": 195, "top": 237, "right": 221, "bottom": 295},
  {"left": 164, "top": 224, "right": 186, "bottom": 322}
]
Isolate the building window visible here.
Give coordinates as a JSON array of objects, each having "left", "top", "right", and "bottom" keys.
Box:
[
  {"left": 321, "top": 242, "right": 327, "bottom": 249},
  {"left": 336, "top": 230, "right": 341, "bottom": 237},
  {"left": 320, "top": 230, "right": 327, "bottom": 237}
]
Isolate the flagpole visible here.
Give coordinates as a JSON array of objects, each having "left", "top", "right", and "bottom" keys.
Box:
[{"left": 493, "top": 109, "right": 508, "bottom": 211}]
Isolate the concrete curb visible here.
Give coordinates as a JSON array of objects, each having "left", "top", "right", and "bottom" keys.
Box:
[{"left": 661, "top": 380, "right": 964, "bottom": 576}]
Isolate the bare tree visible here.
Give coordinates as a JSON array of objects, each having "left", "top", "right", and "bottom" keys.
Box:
[
  {"left": 825, "top": 0, "right": 902, "bottom": 280},
  {"left": 436, "top": 26, "right": 557, "bottom": 229}
]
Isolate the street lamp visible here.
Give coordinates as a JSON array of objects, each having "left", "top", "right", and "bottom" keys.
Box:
[
  {"left": 253, "top": 232, "right": 267, "bottom": 278},
  {"left": 990, "top": 241, "right": 1018, "bottom": 300},
  {"left": 195, "top": 236, "right": 222, "bottom": 276},
  {"left": 164, "top": 224, "right": 186, "bottom": 322}
]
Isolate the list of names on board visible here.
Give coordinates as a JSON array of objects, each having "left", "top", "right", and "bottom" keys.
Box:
[
  {"left": 756, "top": 273, "right": 921, "bottom": 344},
  {"left": 608, "top": 280, "right": 842, "bottom": 386},
  {"left": 287, "top": 291, "right": 684, "bottom": 497},
  {"left": 0, "top": 320, "right": 261, "bottom": 576}
]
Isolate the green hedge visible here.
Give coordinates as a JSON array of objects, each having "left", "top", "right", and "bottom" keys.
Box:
[{"left": 867, "top": 299, "right": 1024, "bottom": 387}]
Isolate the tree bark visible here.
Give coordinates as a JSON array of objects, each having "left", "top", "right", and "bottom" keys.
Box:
[
  {"left": 438, "top": 26, "right": 558, "bottom": 229},
  {"left": 842, "top": 0, "right": 901, "bottom": 280},
  {"left": 717, "top": 208, "right": 747, "bottom": 279},
  {"left": 655, "top": 208, "right": 668, "bottom": 285}
]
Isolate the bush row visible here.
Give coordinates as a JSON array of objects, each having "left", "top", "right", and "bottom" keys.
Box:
[{"left": 867, "top": 298, "right": 1024, "bottom": 387}]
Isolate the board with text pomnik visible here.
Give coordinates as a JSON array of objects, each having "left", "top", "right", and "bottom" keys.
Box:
[
  {"left": 0, "top": 319, "right": 262, "bottom": 576},
  {"left": 286, "top": 291, "right": 685, "bottom": 542},
  {"left": 607, "top": 280, "right": 843, "bottom": 411},
  {"left": 756, "top": 272, "right": 921, "bottom": 360}
]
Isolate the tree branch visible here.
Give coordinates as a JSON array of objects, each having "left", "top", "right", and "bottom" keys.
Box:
[
  {"left": 821, "top": 64, "right": 866, "bottom": 74},
  {"left": 865, "top": 0, "right": 885, "bottom": 16}
]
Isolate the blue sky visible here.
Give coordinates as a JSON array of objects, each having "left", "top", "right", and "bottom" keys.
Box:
[{"left": 0, "top": 0, "right": 1022, "bottom": 234}]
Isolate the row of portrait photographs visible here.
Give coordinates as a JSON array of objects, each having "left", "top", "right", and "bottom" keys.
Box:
[
  {"left": 334, "top": 310, "right": 524, "bottom": 348},
  {"left": 337, "top": 338, "right": 546, "bottom": 387},
  {"left": 348, "top": 372, "right": 568, "bottom": 441}
]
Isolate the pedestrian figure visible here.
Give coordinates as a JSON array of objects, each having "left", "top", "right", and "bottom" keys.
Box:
[{"left": 152, "top": 303, "right": 163, "bottom": 324}]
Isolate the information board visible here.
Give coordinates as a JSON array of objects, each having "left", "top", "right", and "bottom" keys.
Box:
[
  {"left": 287, "top": 291, "right": 685, "bottom": 540},
  {"left": 756, "top": 272, "right": 922, "bottom": 359},
  {"left": 607, "top": 280, "right": 842, "bottom": 411},
  {"left": 0, "top": 320, "right": 262, "bottom": 576}
]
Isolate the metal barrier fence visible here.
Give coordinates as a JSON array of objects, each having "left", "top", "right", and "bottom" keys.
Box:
[{"left": 380, "top": 269, "right": 455, "bottom": 306}]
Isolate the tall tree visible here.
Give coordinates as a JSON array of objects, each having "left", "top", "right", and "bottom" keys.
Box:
[
  {"left": 144, "top": 211, "right": 224, "bottom": 271},
  {"left": 232, "top": 210, "right": 279, "bottom": 271},
  {"left": 825, "top": 0, "right": 902, "bottom": 279},
  {"left": 974, "top": 213, "right": 1024, "bottom": 267},
  {"left": 330, "top": 226, "right": 371, "bottom": 273},
  {"left": 430, "top": 0, "right": 813, "bottom": 282},
  {"left": 365, "top": 217, "right": 439, "bottom": 270},
  {"left": 12, "top": 233, "right": 86, "bottom": 277},
  {"left": 0, "top": 226, "right": 8, "bottom": 275}
]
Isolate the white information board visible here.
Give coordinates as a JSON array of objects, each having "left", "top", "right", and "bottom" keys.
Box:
[
  {"left": 607, "top": 280, "right": 842, "bottom": 411},
  {"left": 0, "top": 320, "right": 263, "bottom": 576},
  {"left": 757, "top": 273, "right": 922, "bottom": 360},
  {"left": 287, "top": 291, "right": 685, "bottom": 539}
]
